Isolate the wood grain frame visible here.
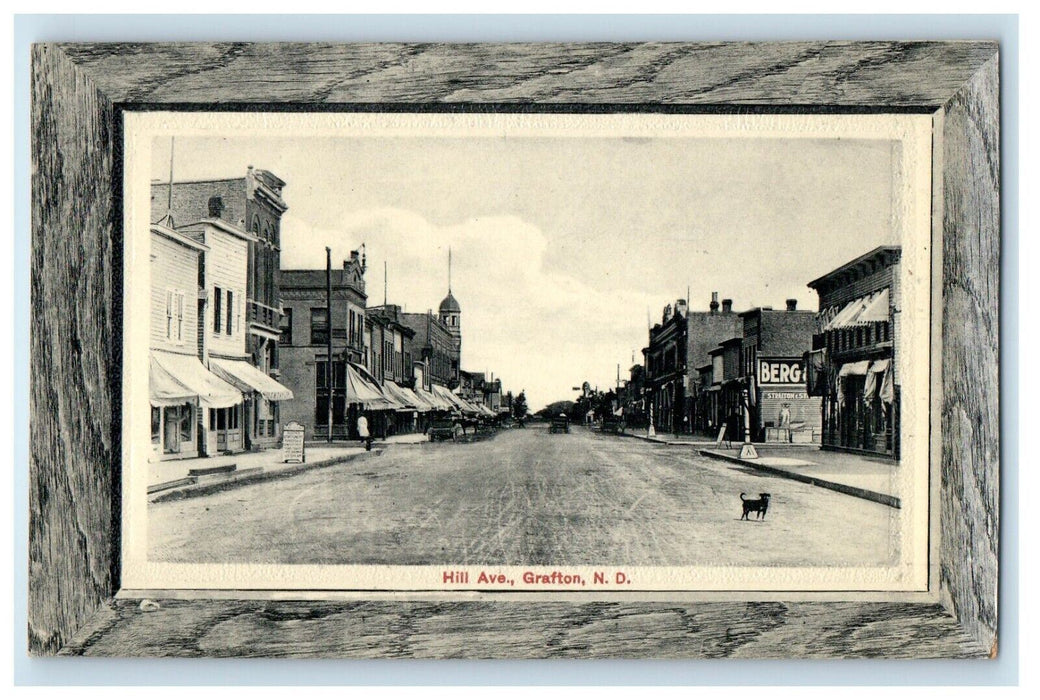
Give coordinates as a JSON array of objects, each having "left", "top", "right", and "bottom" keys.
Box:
[{"left": 29, "top": 42, "right": 1000, "bottom": 658}]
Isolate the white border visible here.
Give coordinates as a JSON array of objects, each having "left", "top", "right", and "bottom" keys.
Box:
[{"left": 121, "top": 111, "right": 933, "bottom": 595}]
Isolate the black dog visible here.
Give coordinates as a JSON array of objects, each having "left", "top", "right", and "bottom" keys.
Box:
[{"left": 740, "top": 492, "right": 771, "bottom": 521}]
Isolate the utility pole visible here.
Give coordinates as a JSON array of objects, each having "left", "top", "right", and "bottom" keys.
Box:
[
  {"left": 166, "top": 137, "right": 175, "bottom": 218},
  {"left": 384, "top": 260, "right": 388, "bottom": 305},
  {"left": 326, "top": 247, "right": 333, "bottom": 443},
  {"left": 739, "top": 388, "right": 758, "bottom": 459}
]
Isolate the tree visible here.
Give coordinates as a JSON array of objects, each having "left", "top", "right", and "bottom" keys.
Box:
[
  {"left": 512, "top": 391, "right": 528, "bottom": 419},
  {"left": 537, "top": 400, "right": 573, "bottom": 419}
]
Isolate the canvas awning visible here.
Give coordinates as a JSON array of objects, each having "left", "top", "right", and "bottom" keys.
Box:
[
  {"left": 823, "top": 289, "right": 891, "bottom": 331},
  {"left": 346, "top": 364, "right": 395, "bottom": 410},
  {"left": 414, "top": 385, "right": 449, "bottom": 411},
  {"left": 150, "top": 351, "right": 241, "bottom": 409},
  {"left": 837, "top": 360, "right": 872, "bottom": 377},
  {"left": 453, "top": 394, "right": 482, "bottom": 415},
  {"left": 382, "top": 381, "right": 424, "bottom": 412},
  {"left": 209, "top": 357, "right": 294, "bottom": 401},
  {"left": 149, "top": 357, "right": 196, "bottom": 407},
  {"left": 804, "top": 348, "right": 828, "bottom": 397},
  {"left": 400, "top": 385, "right": 436, "bottom": 411},
  {"left": 431, "top": 383, "right": 465, "bottom": 412}
]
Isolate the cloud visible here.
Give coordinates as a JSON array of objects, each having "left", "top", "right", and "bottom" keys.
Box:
[{"left": 281, "top": 208, "right": 659, "bottom": 410}]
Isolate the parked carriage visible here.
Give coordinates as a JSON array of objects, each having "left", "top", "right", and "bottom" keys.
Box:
[{"left": 428, "top": 417, "right": 458, "bottom": 442}]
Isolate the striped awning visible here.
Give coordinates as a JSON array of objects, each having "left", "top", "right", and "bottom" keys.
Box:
[{"left": 822, "top": 288, "right": 891, "bottom": 331}]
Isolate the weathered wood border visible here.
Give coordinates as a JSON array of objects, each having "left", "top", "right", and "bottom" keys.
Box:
[{"left": 29, "top": 42, "right": 999, "bottom": 658}]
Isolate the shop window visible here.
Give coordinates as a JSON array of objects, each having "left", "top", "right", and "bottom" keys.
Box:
[
  {"left": 151, "top": 407, "right": 160, "bottom": 444},
  {"left": 216, "top": 408, "right": 226, "bottom": 431},
  {"left": 179, "top": 403, "right": 193, "bottom": 442}
]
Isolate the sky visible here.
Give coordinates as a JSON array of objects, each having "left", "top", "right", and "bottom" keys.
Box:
[{"left": 152, "top": 129, "right": 899, "bottom": 411}]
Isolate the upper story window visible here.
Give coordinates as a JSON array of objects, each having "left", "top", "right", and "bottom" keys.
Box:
[
  {"left": 226, "top": 289, "right": 234, "bottom": 336},
  {"left": 279, "top": 307, "right": 293, "bottom": 346},
  {"left": 213, "top": 286, "right": 223, "bottom": 334},
  {"left": 165, "top": 289, "right": 185, "bottom": 342},
  {"left": 310, "top": 307, "right": 329, "bottom": 345}
]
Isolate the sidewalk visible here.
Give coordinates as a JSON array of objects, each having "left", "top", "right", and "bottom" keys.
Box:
[
  {"left": 148, "top": 445, "right": 370, "bottom": 494},
  {"left": 147, "top": 430, "right": 472, "bottom": 498},
  {"left": 698, "top": 445, "right": 901, "bottom": 508}
]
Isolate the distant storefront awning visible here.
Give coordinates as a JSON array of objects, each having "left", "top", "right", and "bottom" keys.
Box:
[
  {"left": 150, "top": 351, "right": 241, "bottom": 409},
  {"left": 209, "top": 357, "right": 294, "bottom": 401},
  {"left": 346, "top": 364, "right": 396, "bottom": 410},
  {"left": 431, "top": 384, "right": 465, "bottom": 412},
  {"left": 823, "top": 289, "right": 891, "bottom": 331},
  {"left": 414, "top": 385, "right": 449, "bottom": 411},
  {"left": 399, "top": 384, "right": 436, "bottom": 411},
  {"left": 453, "top": 394, "right": 482, "bottom": 415},
  {"left": 382, "top": 381, "right": 422, "bottom": 412}
]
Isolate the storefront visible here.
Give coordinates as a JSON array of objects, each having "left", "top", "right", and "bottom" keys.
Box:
[
  {"left": 752, "top": 357, "right": 821, "bottom": 443},
  {"left": 807, "top": 246, "right": 901, "bottom": 459},
  {"left": 382, "top": 379, "right": 424, "bottom": 434},
  {"left": 822, "top": 357, "right": 897, "bottom": 456},
  {"left": 209, "top": 356, "right": 294, "bottom": 450},
  {"left": 149, "top": 351, "right": 242, "bottom": 460}
]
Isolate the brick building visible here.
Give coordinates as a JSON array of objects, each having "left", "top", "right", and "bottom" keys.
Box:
[
  {"left": 738, "top": 302, "right": 821, "bottom": 442},
  {"left": 367, "top": 304, "right": 425, "bottom": 434},
  {"left": 807, "top": 246, "right": 902, "bottom": 458},
  {"left": 400, "top": 309, "right": 460, "bottom": 392},
  {"left": 279, "top": 252, "right": 391, "bottom": 441},
  {"left": 643, "top": 293, "right": 742, "bottom": 434}
]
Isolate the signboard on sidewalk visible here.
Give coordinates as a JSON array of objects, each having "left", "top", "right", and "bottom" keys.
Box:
[{"left": 282, "top": 421, "right": 306, "bottom": 463}]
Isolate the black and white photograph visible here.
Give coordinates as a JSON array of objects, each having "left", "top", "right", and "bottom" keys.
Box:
[
  {"left": 27, "top": 37, "right": 1003, "bottom": 662},
  {"left": 119, "top": 111, "right": 933, "bottom": 594}
]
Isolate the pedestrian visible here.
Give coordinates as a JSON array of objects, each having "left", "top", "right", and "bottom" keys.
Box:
[
  {"left": 778, "top": 402, "right": 792, "bottom": 443},
  {"left": 357, "top": 412, "right": 372, "bottom": 451}
]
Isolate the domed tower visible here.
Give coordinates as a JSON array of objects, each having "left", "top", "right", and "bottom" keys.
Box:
[{"left": 439, "top": 248, "right": 462, "bottom": 357}]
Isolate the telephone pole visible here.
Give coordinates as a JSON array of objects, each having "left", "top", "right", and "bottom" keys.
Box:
[{"left": 326, "top": 247, "right": 333, "bottom": 443}]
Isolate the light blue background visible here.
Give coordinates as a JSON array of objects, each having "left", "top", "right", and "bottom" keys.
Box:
[{"left": 13, "top": 13, "right": 1018, "bottom": 686}]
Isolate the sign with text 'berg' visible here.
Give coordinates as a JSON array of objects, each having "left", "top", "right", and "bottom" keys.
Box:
[{"left": 757, "top": 358, "right": 805, "bottom": 386}]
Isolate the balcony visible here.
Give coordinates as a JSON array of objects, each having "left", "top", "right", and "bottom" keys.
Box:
[{"left": 248, "top": 299, "right": 282, "bottom": 334}]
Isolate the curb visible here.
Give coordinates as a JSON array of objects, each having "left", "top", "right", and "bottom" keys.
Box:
[
  {"left": 698, "top": 449, "right": 900, "bottom": 509},
  {"left": 149, "top": 449, "right": 383, "bottom": 503},
  {"left": 616, "top": 432, "right": 718, "bottom": 447}
]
